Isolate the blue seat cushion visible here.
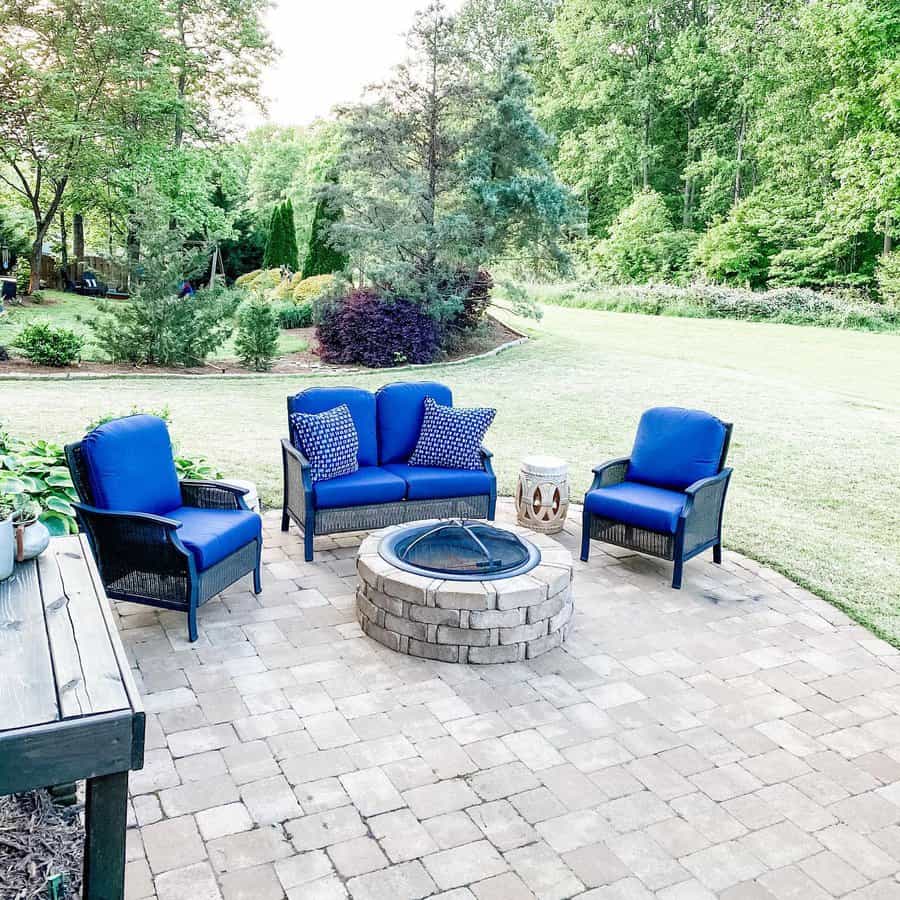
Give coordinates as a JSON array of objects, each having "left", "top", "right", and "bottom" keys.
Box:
[
  {"left": 585, "top": 481, "right": 687, "bottom": 534},
  {"left": 288, "top": 387, "right": 378, "bottom": 467},
  {"left": 81, "top": 414, "right": 182, "bottom": 515},
  {"left": 376, "top": 381, "right": 453, "bottom": 464},
  {"left": 312, "top": 466, "right": 407, "bottom": 509},
  {"left": 168, "top": 506, "right": 262, "bottom": 571},
  {"left": 627, "top": 407, "right": 728, "bottom": 491},
  {"left": 383, "top": 464, "right": 493, "bottom": 501}
]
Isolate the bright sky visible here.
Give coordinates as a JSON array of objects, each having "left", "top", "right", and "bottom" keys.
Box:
[{"left": 246, "top": 0, "right": 465, "bottom": 129}]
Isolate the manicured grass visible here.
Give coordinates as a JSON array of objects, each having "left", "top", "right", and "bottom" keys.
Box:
[
  {"left": 0, "top": 290, "right": 308, "bottom": 360},
  {"left": 3, "top": 304, "right": 898, "bottom": 644}
]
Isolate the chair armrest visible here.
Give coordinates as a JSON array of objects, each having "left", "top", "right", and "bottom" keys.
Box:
[
  {"left": 73, "top": 502, "right": 181, "bottom": 531},
  {"left": 282, "top": 439, "right": 313, "bottom": 496},
  {"left": 681, "top": 468, "right": 733, "bottom": 549},
  {"left": 181, "top": 480, "right": 248, "bottom": 511},
  {"left": 281, "top": 438, "right": 311, "bottom": 470},
  {"left": 480, "top": 446, "right": 496, "bottom": 478},
  {"left": 589, "top": 457, "right": 630, "bottom": 490}
]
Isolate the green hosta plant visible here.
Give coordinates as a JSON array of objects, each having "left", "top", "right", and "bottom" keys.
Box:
[{"left": 0, "top": 438, "right": 78, "bottom": 536}]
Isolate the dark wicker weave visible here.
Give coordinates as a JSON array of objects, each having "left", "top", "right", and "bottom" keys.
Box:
[
  {"left": 65, "top": 442, "right": 261, "bottom": 642},
  {"left": 581, "top": 425, "right": 733, "bottom": 589},
  {"left": 281, "top": 439, "right": 497, "bottom": 562}
]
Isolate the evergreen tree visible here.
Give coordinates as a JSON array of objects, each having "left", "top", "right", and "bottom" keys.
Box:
[
  {"left": 262, "top": 202, "right": 299, "bottom": 270},
  {"left": 282, "top": 199, "right": 300, "bottom": 271},
  {"left": 302, "top": 174, "right": 349, "bottom": 277}
]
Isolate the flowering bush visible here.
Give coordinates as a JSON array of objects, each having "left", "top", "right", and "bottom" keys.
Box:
[{"left": 317, "top": 291, "right": 441, "bottom": 367}]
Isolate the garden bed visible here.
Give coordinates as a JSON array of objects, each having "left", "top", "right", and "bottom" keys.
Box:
[
  {"left": 0, "top": 791, "right": 82, "bottom": 900},
  {"left": 0, "top": 317, "right": 523, "bottom": 376}
]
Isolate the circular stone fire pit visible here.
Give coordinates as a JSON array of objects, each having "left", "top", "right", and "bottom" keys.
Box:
[{"left": 356, "top": 520, "right": 574, "bottom": 664}]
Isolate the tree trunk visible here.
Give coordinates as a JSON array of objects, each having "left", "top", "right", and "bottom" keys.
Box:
[
  {"left": 682, "top": 177, "right": 694, "bottom": 228},
  {"left": 884, "top": 215, "right": 893, "bottom": 255},
  {"left": 641, "top": 110, "right": 651, "bottom": 189},
  {"left": 59, "top": 210, "right": 68, "bottom": 283},
  {"left": 29, "top": 235, "right": 45, "bottom": 294},
  {"left": 73, "top": 213, "right": 85, "bottom": 260},
  {"left": 734, "top": 104, "right": 747, "bottom": 203}
]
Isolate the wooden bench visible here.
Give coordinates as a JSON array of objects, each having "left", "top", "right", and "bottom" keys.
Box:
[{"left": 0, "top": 535, "right": 145, "bottom": 899}]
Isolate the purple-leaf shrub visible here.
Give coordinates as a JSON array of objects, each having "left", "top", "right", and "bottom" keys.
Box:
[{"left": 316, "top": 291, "right": 441, "bottom": 368}]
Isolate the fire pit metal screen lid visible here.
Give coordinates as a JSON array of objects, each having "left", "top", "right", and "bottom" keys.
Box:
[{"left": 378, "top": 519, "right": 540, "bottom": 580}]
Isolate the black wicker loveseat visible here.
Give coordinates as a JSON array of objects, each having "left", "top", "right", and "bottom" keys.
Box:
[
  {"left": 581, "top": 406, "right": 733, "bottom": 589},
  {"left": 282, "top": 382, "right": 497, "bottom": 561},
  {"left": 66, "top": 414, "right": 262, "bottom": 642}
]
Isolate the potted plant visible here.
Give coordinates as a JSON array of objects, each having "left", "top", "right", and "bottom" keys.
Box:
[
  {"left": 12, "top": 496, "right": 50, "bottom": 562},
  {"left": 0, "top": 494, "right": 15, "bottom": 580}
]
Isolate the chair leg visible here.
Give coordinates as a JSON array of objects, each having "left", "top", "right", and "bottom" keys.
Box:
[
  {"left": 672, "top": 556, "right": 683, "bottom": 590},
  {"left": 281, "top": 508, "right": 289, "bottom": 532},
  {"left": 580, "top": 510, "right": 591, "bottom": 562},
  {"left": 488, "top": 493, "right": 497, "bottom": 521},
  {"left": 713, "top": 543, "right": 722, "bottom": 565},
  {"left": 304, "top": 527, "right": 314, "bottom": 563},
  {"left": 187, "top": 603, "right": 199, "bottom": 643},
  {"left": 253, "top": 565, "right": 262, "bottom": 594}
]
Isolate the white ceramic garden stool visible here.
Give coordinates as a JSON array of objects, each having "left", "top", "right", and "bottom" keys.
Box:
[
  {"left": 222, "top": 478, "right": 261, "bottom": 513},
  {"left": 516, "top": 455, "right": 569, "bottom": 534}
]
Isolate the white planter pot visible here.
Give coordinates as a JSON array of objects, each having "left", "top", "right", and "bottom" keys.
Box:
[
  {"left": 0, "top": 515, "right": 14, "bottom": 581},
  {"left": 16, "top": 518, "right": 50, "bottom": 561}
]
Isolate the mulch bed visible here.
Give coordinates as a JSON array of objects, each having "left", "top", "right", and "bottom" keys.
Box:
[
  {"left": 0, "top": 317, "right": 524, "bottom": 377},
  {"left": 0, "top": 791, "right": 82, "bottom": 899}
]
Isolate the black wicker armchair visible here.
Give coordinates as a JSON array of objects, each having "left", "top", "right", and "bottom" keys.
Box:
[
  {"left": 581, "top": 407, "right": 733, "bottom": 589},
  {"left": 66, "top": 415, "right": 262, "bottom": 642}
]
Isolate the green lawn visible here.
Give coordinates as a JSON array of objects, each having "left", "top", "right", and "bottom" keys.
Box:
[
  {"left": 0, "top": 290, "right": 308, "bottom": 360},
  {"left": 2, "top": 304, "right": 898, "bottom": 642}
]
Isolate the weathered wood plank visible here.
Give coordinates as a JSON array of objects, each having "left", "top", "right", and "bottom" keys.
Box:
[
  {"left": 54, "top": 540, "right": 129, "bottom": 717},
  {"left": 78, "top": 534, "right": 145, "bottom": 769},
  {"left": 78, "top": 535, "right": 144, "bottom": 717},
  {"left": 0, "top": 711, "right": 134, "bottom": 795},
  {"left": 38, "top": 549, "right": 92, "bottom": 718},
  {"left": 0, "top": 559, "right": 58, "bottom": 732}
]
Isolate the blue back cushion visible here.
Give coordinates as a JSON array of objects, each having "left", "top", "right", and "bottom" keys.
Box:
[
  {"left": 627, "top": 407, "right": 729, "bottom": 491},
  {"left": 288, "top": 387, "right": 377, "bottom": 467},
  {"left": 376, "top": 381, "right": 453, "bottom": 464},
  {"left": 81, "top": 415, "right": 182, "bottom": 515}
]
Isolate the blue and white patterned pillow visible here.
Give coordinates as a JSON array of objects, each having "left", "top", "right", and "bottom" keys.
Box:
[
  {"left": 290, "top": 404, "right": 359, "bottom": 483},
  {"left": 408, "top": 396, "right": 496, "bottom": 470}
]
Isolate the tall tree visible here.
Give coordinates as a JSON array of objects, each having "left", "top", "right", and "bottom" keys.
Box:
[
  {"left": 0, "top": 0, "right": 166, "bottom": 290},
  {"left": 302, "top": 174, "right": 349, "bottom": 277},
  {"left": 332, "top": 2, "right": 572, "bottom": 314}
]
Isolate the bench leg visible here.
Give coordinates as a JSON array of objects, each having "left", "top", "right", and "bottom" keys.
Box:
[{"left": 83, "top": 770, "right": 129, "bottom": 900}]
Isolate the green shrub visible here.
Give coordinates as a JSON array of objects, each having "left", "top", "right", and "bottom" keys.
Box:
[
  {"left": 234, "top": 268, "right": 284, "bottom": 291},
  {"left": 537, "top": 283, "right": 900, "bottom": 331},
  {"left": 29, "top": 290, "right": 45, "bottom": 304},
  {"left": 15, "top": 323, "right": 84, "bottom": 366},
  {"left": 876, "top": 251, "right": 900, "bottom": 307},
  {"left": 694, "top": 199, "right": 774, "bottom": 287},
  {"left": 594, "top": 190, "right": 697, "bottom": 284},
  {"left": 14, "top": 257, "right": 30, "bottom": 294},
  {"left": 92, "top": 288, "right": 239, "bottom": 367},
  {"left": 235, "top": 297, "right": 280, "bottom": 371},
  {"left": 275, "top": 302, "right": 314, "bottom": 329},
  {"left": 293, "top": 273, "right": 336, "bottom": 304}
]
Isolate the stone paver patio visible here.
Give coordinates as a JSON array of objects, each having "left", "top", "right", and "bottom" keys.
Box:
[{"left": 119, "top": 500, "right": 900, "bottom": 899}]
